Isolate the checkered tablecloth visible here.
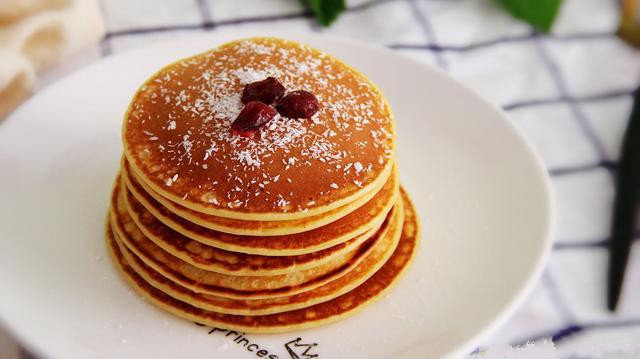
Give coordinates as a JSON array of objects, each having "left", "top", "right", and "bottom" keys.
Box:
[{"left": 4, "top": 0, "right": 640, "bottom": 357}]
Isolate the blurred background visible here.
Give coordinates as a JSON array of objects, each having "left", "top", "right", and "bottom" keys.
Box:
[{"left": 1, "top": 0, "right": 639, "bottom": 357}]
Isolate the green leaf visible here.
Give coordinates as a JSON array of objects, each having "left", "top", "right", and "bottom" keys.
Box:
[
  {"left": 303, "top": 0, "right": 346, "bottom": 26},
  {"left": 494, "top": 0, "right": 563, "bottom": 33}
]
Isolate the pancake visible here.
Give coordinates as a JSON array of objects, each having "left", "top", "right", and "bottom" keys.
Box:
[
  {"left": 122, "top": 158, "right": 394, "bottom": 236},
  {"left": 111, "top": 198, "right": 402, "bottom": 315},
  {"left": 122, "top": 37, "right": 396, "bottom": 221},
  {"left": 106, "top": 187, "right": 419, "bottom": 333},
  {"left": 109, "top": 195, "right": 395, "bottom": 299},
  {"left": 114, "top": 176, "right": 382, "bottom": 276},
  {"left": 124, "top": 164, "right": 398, "bottom": 256}
]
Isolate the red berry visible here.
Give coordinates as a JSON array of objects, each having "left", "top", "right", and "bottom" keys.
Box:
[
  {"left": 276, "top": 90, "right": 319, "bottom": 119},
  {"left": 241, "top": 77, "right": 286, "bottom": 105},
  {"left": 231, "top": 101, "right": 277, "bottom": 137}
]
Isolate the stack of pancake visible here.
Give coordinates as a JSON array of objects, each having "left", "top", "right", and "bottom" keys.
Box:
[{"left": 106, "top": 37, "right": 420, "bottom": 333}]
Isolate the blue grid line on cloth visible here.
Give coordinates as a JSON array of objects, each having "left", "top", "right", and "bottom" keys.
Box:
[
  {"left": 554, "top": 232, "right": 640, "bottom": 250},
  {"left": 406, "top": 0, "right": 448, "bottom": 69},
  {"left": 547, "top": 160, "right": 616, "bottom": 177},
  {"left": 97, "top": 0, "right": 113, "bottom": 56},
  {"left": 100, "top": 0, "right": 425, "bottom": 43},
  {"left": 501, "top": 87, "right": 633, "bottom": 111},
  {"left": 94, "top": 0, "right": 640, "bottom": 355},
  {"left": 512, "top": 318, "right": 640, "bottom": 348},
  {"left": 541, "top": 270, "right": 577, "bottom": 324},
  {"left": 195, "top": 0, "right": 213, "bottom": 25},
  {"left": 554, "top": 239, "right": 613, "bottom": 250},
  {"left": 533, "top": 39, "right": 610, "bottom": 160},
  {"left": 388, "top": 31, "right": 615, "bottom": 52}
]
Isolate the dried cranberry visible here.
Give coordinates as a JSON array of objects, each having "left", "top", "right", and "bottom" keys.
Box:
[
  {"left": 276, "top": 90, "right": 319, "bottom": 119},
  {"left": 231, "top": 101, "right": 277, "bottom": 137},
  {"left": 241, "top": 77, "right": 286, "bottom": 105}
]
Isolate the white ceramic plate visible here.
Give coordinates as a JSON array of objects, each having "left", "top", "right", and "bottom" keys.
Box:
[{"left": 0, "top": 32, "right": 553, "bottom": 359}]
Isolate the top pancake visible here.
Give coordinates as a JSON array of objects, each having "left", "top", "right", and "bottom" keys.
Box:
[{"left": 123, "top": 37, "right": 396, "bottom": 220}]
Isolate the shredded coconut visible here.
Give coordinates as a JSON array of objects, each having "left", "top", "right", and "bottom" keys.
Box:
[{"left": 127, "top": 38, "right": 394, "bottom": 211}]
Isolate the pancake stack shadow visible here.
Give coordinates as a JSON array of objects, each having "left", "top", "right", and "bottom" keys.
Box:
[{"left": 105, "top": 37, "right": 420, "bottom": 333}]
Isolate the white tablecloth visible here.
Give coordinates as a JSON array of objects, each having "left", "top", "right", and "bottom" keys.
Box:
[{"left": 3, "top": 0, "right": 640, "bottom": 357}]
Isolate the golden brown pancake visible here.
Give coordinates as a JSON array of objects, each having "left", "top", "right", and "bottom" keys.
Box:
[
  {"left": 106, "top": 187, "right": 419, "bottom": 332},
  {"left": 112, "top": 198, "right": 402, "bottom": 315},
  {"left": 123, "top": 165, "right": 398, "bottom": 256},
  {"left": 114, "top": 176, "right": 382, "bottom": 276},
  {"left": 122, "top": 158, "right": 395, "bottom": 236},
  {"left": 109, "top": 193, "right": 396, "bottom": 299},
  {"left": 122, "top": 37, "right": 395, "bottom": 220}
]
